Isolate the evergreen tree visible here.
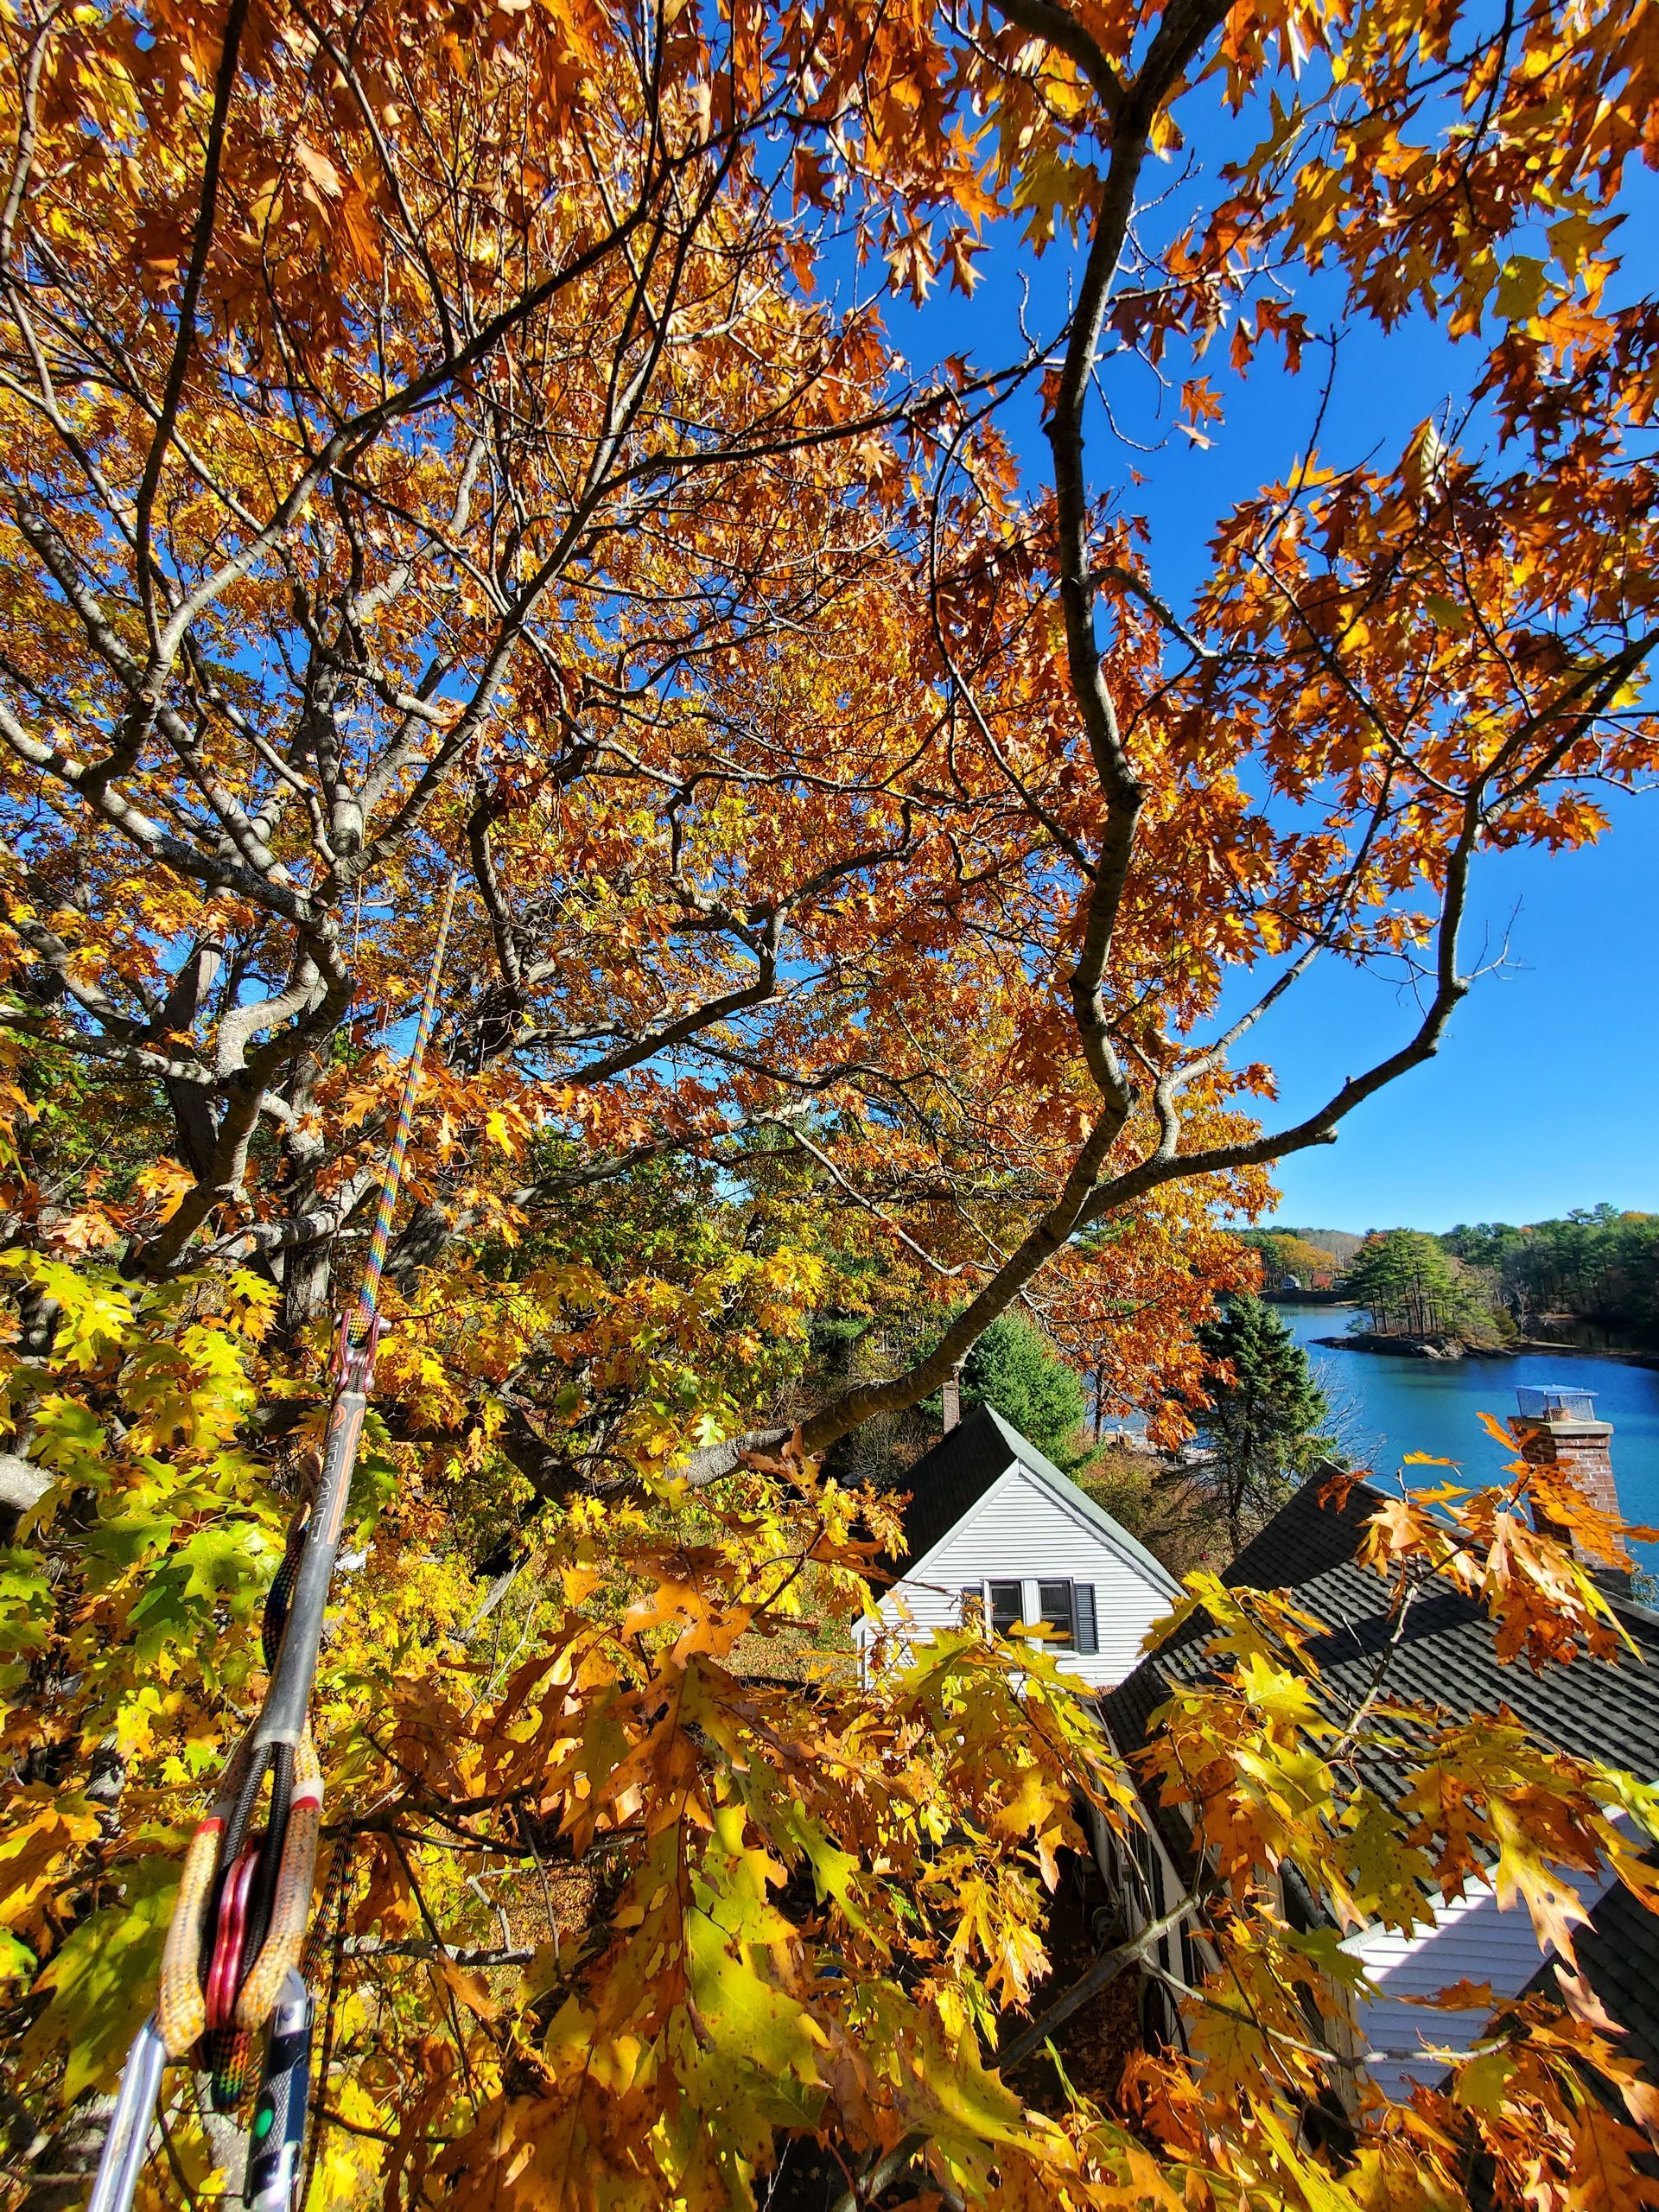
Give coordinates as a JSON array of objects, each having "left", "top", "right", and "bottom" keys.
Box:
[
  {"left": 1443, "top": 1209, "right": 1659, "bottom": 1333},
  {"left": 1344, "top": 1228, "right": 1499, "bottom": 1339},
  {"left": 956, "top": 1313, "right": 1088, "bottom": 1465},
  {"left": 1196, "top": 1294, "right": 1332, "bottom": 1555}
]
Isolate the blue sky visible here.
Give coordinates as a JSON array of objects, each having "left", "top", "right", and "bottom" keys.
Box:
[{"left": 861, "top": 150, "right": 1659, "bottom": 1237}]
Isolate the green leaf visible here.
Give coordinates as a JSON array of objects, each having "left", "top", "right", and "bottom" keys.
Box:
[
  {"left": 909, "top": 2015, "right": 1026, "bottom": 2152},
  {"left": 25, "top": 1861, "right": 178, "bottom": 2099},
  {"left": 126, "top": 1517, "right": 278, "bottom": 1652},
  {"left": 0, "top": 1547, "right": 54, "bottom": 1664},
  {"left": 1494, "top": 254, "right": 1548, "bottom": 322},
  {"left": 683, "top": 1803, "right": 825, "bottom": 2120},
  {"left": 0, "top": 1929, "right": 36, "bottom": 1983},
  {"left": 0, "top": 1256, "right": 134, "bottom": 1369},
  {"left": 775, "top": 1802, "right": 869, "bottom": 1934}
]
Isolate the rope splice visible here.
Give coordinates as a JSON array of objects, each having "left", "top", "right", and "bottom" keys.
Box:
[{"left": 89, "top": 860, "right": 462, "bottom": 2212}]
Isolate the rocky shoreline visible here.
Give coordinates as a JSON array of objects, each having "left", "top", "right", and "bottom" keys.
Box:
[
  {"left": 1313, "top": 1329, "right": 1659, "bottom": 1371},
  {"left": 1312, "top": 1330, "right": 1505, "bottom": 1361}
]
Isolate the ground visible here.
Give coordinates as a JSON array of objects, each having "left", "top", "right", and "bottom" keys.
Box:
[{"left": 1006, "top": 1848, "right": 1147, "bottom": 2113}]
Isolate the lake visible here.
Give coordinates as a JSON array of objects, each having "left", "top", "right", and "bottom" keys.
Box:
[{"left": 1274, "top": 1305, "right": 1659, "bottom": 1569}]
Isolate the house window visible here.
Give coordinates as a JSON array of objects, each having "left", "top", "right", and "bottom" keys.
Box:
[
  {"left": 987, "top": 1581, "right": 1024, "bottom": 1636},
  {"left": 967, "top": 1580, "right": 1098, "bottom": 1654},
  {"left": 1035, "top": 1580, "right": 1075, "bottom": 1645}
]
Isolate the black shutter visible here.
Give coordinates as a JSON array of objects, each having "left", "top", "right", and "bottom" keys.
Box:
[{"left": 1071, "top": 1582, "right": 1098, "bottom": 1655}]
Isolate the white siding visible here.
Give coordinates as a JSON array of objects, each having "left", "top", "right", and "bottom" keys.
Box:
[
  {"left": 1342, "top": 1859, "right": 1614, "bottom": 2101},
  {"left": 856, "top": 1463, "right": 1173, "bottom": 1688}
]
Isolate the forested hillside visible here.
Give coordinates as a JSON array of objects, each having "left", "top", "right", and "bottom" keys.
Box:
[{"left": 1444, "top": 1207, "right": 1659, "bottom": 1333}]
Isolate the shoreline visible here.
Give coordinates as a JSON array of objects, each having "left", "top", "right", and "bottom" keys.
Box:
[{"left": 1311, "top": 1330, "right": 1659, "bottom": 1373}]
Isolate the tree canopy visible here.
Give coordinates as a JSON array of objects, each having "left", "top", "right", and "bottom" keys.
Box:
[
  {"left": 4, "top": 0, "right": 1659, "bottom": 2204},
  {"left": 1344, "top": 1230, "right": 1505, "bottom": 1344},
  {"left": 1443, "top": 1207, "right": 1659, "bottom": 1332},
  {"left": 1239, "top": 1230, "right": 1341, "bottom": 1291}
]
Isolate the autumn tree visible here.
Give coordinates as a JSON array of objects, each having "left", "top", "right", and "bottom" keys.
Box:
[
  {"left": 1240, "top": 1229, "right": 1338, "bottom": 1291},
  {"left": 0, "top": 0, "right": 1274, "bottom": 1501},
  {"left": 9, "top": 1256, "right": 1659, "bottom": 2212},
  {"left": 5, "top": 0, "right": 1659, "bottom": 2207},
  {"left": 8, "top": 0, "right": 1654, "bottom": 1491},
  {"left": 688, "top": 0, "right": 1659, "bottom": 1478}
]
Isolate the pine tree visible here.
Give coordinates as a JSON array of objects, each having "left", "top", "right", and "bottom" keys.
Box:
[
  {"left": 1344, "top": 1230, "right": 1497, "bottom": 1340},
  {"left": 1196, "top": 1294, "right": 1332, "bottom": 1555},
  {"left": 957, "top": 1313, "right": 1088, "bottom": 1465}
]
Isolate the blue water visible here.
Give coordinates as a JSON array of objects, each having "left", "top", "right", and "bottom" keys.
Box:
[{"left": 1276, "top": 1305, "right": 1659, "bottom": 1570}]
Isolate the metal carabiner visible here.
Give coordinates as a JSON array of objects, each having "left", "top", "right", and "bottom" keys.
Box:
[{"left": 245, "top": 1968, "right": 315, "bottom": 2212}]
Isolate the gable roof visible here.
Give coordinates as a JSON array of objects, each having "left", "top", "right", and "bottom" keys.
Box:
[
  {"left": 887, "top": 1404, "right": 1182, "bottom": 1599},
  {"left": 1098, "top": 1469, "right": 1659, "bottom": 2074}
]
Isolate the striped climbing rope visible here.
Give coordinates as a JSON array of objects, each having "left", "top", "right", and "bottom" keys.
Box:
[
  {"left": 347, "top": 858, "right": 461, "bottom": 1357},
  {"left": 89, "top": 841, "right": 467, "bottom": 2212}
]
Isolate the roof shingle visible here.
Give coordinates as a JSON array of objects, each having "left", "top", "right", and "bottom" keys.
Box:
[{"left": 1101, "top": 1471, "right": 1659, "bottom": 1779}]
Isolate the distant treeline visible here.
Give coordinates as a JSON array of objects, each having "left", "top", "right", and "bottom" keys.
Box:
[
  {"left": 1245, "top": 1206, "right": 1659, "bottom": 1338},
  {"left": 1441, "top": 1207, "right": 1659, "bottom": 1332}
]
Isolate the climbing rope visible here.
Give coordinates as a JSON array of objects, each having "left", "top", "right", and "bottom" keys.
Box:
[{"left": 89, "top": 858, "right": 464, "bottom": 2212}]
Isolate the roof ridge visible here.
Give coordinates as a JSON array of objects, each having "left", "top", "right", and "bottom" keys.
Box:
[
  {"left": 883, "top": 1403, "right": 1180, "bottom": 1598},
  {"left": 982, "top": 1408, "right": 1183, "bottom": 1598}
]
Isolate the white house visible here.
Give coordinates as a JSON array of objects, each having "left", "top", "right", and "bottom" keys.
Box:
[
  {"left": 1097, "top": 1404, "right": 1659, "bottom": 2099},
  {"left": 854, "top": 1403, "right": 1182, "bottom": 1691}
]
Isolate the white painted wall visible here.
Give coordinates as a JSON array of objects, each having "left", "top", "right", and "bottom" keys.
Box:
[
  {"left": 855, "top": 1462, "right": 1174, "bottom": 1688},
  {"left": 1342, "top": 1859, "right": 1615, "bottom": 2101}
]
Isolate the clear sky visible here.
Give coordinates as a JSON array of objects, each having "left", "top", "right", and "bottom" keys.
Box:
[{"left": 865, "top": 150, "right": 1659, "bottom": 1238}]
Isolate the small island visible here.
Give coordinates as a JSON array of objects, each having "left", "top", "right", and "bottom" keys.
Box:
[
  {"left": 1312, "top": 1325, "right": 1524, "bottom": 1361},
  {"left": 1249, "top": 1217, "right": 1659, "bottom": 1365}
]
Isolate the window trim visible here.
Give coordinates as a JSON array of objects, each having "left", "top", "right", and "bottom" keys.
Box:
[
  {"left": 962, "top": 1577, "right": 1098, "bottom": 1656},
  {"left": 986, "top": 1579, "right": 1025, "bottom": 1637},
  {"left": 1034, "top": 1578, "right": 1077, "bottom": 1647}
]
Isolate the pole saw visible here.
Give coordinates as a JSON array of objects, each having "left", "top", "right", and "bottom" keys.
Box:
[{"left": 89, "top": 861, "right": 461, "bottom": 2212}]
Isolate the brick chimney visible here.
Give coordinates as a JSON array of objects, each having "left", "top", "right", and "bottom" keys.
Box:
[
  {"left": 942, "top": 1360, "right": 964, "bottom": 1433},
  {"left": 1510, "top": 1386, "right": 1626, "bottom": 1594}
]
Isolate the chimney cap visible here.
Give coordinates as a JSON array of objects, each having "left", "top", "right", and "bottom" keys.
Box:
[{"left": 1516, "top": 1385, "right": 1599, "bottom": 1421}]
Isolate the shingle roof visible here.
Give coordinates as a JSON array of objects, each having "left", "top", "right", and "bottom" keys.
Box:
[
  {"left": 1098, "top": 1470, "right": 1659, "bottom": 2074},
  {"left": 888, "top": 1404, "right": 1182, "bottom": 1598},
  {"left": 1531, "top": 1870, "right": 1659, "bottom": 2075},
  {"left": 1102, "top": 1470, "right": 1659, "bottom": 1778}
]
